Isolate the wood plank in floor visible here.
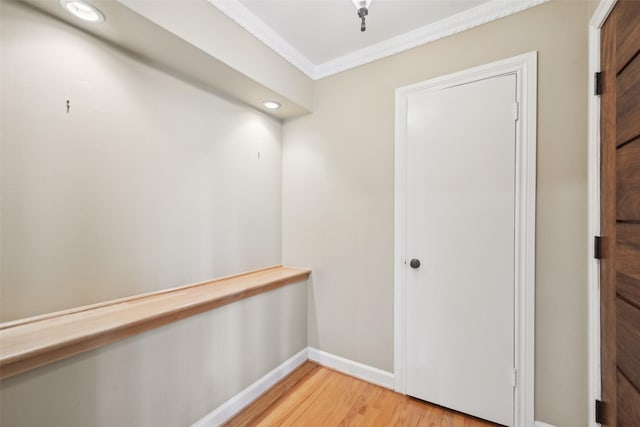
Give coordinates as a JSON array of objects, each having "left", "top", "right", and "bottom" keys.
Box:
[{"left": 225, "top": 362, "right": 499, "bottom": 427}]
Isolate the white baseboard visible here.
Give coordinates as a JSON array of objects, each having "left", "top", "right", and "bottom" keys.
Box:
[
  {"left": 192, "top": 347, "right": 308, "bottom": 427},
  {"left": 307, "top": 347, "right": 395, "bottom": 390},
  {"left": 193, "top": 347, "right": 394, "bottom": 426},
  {"left": 195, "top": 346, "right": 546, "bottom": 426}
]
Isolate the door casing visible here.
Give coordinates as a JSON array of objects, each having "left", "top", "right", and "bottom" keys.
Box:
[
  {"left": 394, "top": 52, "right": 537, "bottom": 427},
  {"left": 587, "top": 2, "right": 617, "bottom": 427}
]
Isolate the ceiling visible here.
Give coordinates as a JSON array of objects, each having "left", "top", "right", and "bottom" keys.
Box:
[
  {"left": 22, "top": 0, "right": 546, "bottom": 117},
  {"left": 22, "top": 0, "right": 311, "bottom": 119},
  {"left": 237, "top": 0, "right": 489, "bottom": 64},
  {"left": 210, "top": 0, "right": 546, "bottom": 79}
]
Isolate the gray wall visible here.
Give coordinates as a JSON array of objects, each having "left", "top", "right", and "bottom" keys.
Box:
[
  {"left": 282, "top": 1, "right": 589, "bottom": 425},
  {"left": 1, "top": 1, "right": 282, "bottom": 321},
  {"left": 1, "top": 4, "right": 307, "bottom": 426},
  {"left": 0, "top": 282, "right": 308, "bottom": 427},
  {"left": 1, "top": 1, "right": 593, "bottom": 426}
]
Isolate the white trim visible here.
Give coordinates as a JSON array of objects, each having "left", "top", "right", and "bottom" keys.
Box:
[
  {"left": 590, "top": 0, "right": 617, "bottom": 28},
  {"left": 534, "top": 422, "right": 557, "bottom": 427},
  {"left": 394, "top": 88, "right": 408, "bottom": 395},
  {"left": 307, "top": 347, "right": 395, "bottom": 390},
  {"left": 191, "top": 348, "right": 309, "bottom": 427},
  {"left": 206, "top": 0, "right": 316, "bottom": 78},
  {"left": 394, "top": 52, "right": 537, "bottom": 427},
  {"left": 208, "top": 0, "right": 548, "bottom": 80},
  {"left": 191, "top": 347, "right": 395, "bottom": 426},
  {"left": 314, "top": 0, "right": 548, "bottom": 79},
  {"left": 587, "top": 2, "right": 616, "bottom": 427}
]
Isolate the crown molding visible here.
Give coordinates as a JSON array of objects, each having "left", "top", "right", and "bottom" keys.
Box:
[
  {"left": 314, "top": 0, "right": 549, "bottom": 79},
  {"left": 209, "top": 0, "right": 549, "bottom": 80},
  {"left": 207, "top": 0, "right": 316, "bottom": 77}
]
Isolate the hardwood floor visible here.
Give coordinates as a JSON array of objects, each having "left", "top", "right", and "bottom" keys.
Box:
[{"left": 225, "top": 362, "right": 498, "bottom": 427}]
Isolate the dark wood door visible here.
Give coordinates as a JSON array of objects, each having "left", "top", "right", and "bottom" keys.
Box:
[{"left": 600, "top": 1, "right": 640, "bottom": 425}]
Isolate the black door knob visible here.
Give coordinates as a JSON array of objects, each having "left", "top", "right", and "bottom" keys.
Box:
[{"left": 410, "top": 259, "right": 421, "bottom": 269}]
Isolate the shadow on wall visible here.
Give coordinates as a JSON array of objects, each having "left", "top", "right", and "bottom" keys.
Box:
[
  {"left": 0, "top": 0, "right": 282, "bottom": 322},
  {"left": 0, "top": 282, "right": 308, "bottom": 427}
]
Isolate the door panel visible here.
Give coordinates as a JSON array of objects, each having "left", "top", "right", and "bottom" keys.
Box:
[
  {"left": 405, "top": 74, "right": 517, "bottom": 426},
  {"left": 617, "top": 272, "right": 640, "bottom": 309},
  {"left": 600, "top": 1, "right": 640, "bottom": 425},
  {"left": 616, "top": 298, "right": 640, "bottom": 392},
  {"left": 617, "top": 224, "right": 640, "bottom": 281},
  {"left": 616, "top": 140, "right": 640, "bottom": 219},
  {"left": 617, "top": 371, "right": 640, "bottom": 426},
  {"left": 616, "top": 57, "right": 640, "bottom": 146},
  {"left": 614, "top": 0, "right": 640, "bottom": 72}
]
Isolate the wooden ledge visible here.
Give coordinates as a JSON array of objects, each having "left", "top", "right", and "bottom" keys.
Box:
[{"left": 0, "top": 266, "right": 310, "bottom": 379}]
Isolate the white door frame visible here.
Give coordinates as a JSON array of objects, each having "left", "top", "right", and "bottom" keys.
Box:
[
  {"left": 394, "top": 52, "right": 537, "bottom": 427},
  {"left": 587, "top": 2, "right": 616, "bottom": 426}
]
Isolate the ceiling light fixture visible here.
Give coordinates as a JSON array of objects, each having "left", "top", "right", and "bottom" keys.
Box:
[
  {"left": 60, "top": 0, "right": 105, "bottom": 23},
  {"left": 352, "top": 0, "right": 372, "bottom": 32},
  {"left": 262, "top": 101, "right": 281, "bottom": 110}
]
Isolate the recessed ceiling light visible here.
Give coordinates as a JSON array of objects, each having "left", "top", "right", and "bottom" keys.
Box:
[
  {"left": 262, "top": 101, "right": 281, "bottom": 110},
  {"left": 60, "top": 0, "right": 105, "bottom": 23}
]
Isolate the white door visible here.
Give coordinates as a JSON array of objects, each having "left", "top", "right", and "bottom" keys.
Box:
[{"left": 404, "top": 74, "right": 517, "bottom": 426}]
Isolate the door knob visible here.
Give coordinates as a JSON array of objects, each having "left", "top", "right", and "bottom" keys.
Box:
[{"left": 409, "top": 259, "right": 421, "bottom": 269}]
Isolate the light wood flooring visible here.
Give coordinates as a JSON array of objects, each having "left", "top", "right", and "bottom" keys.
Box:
[{"left": 225, "top": 362, "right": 499, "bottom": 427}]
